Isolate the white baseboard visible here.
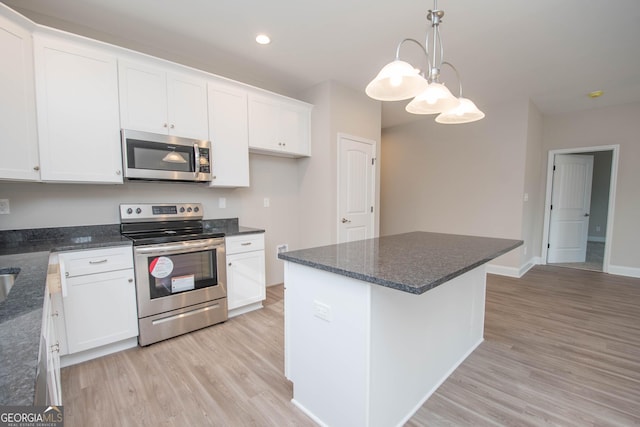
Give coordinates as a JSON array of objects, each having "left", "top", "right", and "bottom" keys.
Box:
[
  {"left": 486, "top": 257, "right": 541, "bottom": 278},
  {"left": 608, "top": 265, "right": 640, "bottom": 279},
  {"left": 588, "top": 236, "right": 606, "bottom": 243},
  {"left": 60, "top": 337, "right": 138, "bottom": 368}
]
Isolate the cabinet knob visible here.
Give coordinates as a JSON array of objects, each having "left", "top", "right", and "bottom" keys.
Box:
[
  {"left": 33, "top": 166, "right": 40, "bottom": 171},
  {"left": 163, "top": 123, "right": 168, "bottom": 128},
  {"left": 116, "top": 170, "right": 121, "bottom": 175},
  {"left": 170, "top": 124, "right": 175, "bottom": 129},
  {"left": 341, "top": 218, "right": 351, "bottom": 224},
  {"left": 212, "top": 175, "right": 217, "bottom": 180},
  {"left": 50, "top": 342, "right": 60, "bottom": 353},
  {"left": 128, "top": 278, "right": 134, "bottom": 283},
  {"left": 51, "top": 311, "right": 59, "bottom": 317},
  {"left": 228, "top": 262, "right": 232, "bottom": 266}
]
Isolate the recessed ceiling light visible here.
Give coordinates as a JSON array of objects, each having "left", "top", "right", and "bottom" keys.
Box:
[
  {"left": 256, "top": 34, "right": 271, "bottom": 45},
  {"left": 588, "top": 90, "right": 604, "bottom": 98}
]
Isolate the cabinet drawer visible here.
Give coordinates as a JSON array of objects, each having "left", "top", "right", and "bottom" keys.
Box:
[
  {"left": 58, "top": 246, "right": 134, "bottom": 278},
  {"left": 225, "top": 233, "right": 265, "bottom": 255}
]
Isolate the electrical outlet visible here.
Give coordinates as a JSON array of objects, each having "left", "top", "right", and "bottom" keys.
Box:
[
  {"left": 596, "top": 225, "right": 601, "bottom": 232},
  {"left": 218, "top": 197, "right": 226, "bottom": 209},
  {"left": 523, "top": 193, "right": 529, "bottom": 202},
  {"left": 313, "top": 300, "right": 332, "bottom": 322},
  {"left": 0, "top": 199, "right": 10, "bottom": 215},
  {"left": 263, "top": 197, "right": 270, "bottom": 208},
  {"left": 276, "top": 244, "right": 289, "bottom": 256}
]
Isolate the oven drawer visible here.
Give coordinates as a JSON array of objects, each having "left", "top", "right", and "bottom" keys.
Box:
[
  {"left": 59, "top": 246, "right": 134, "bottom": 278},
  {"left": 225, "top": 233, "right": 265, "bottom": 255}
]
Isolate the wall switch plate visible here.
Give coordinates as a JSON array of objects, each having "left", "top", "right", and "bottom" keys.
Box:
[
  {"left": 218, "top": 197, "right": 226, "bottom": 209},
  {"left": 263, "top": 197, "right": 270, "bottom": 208},
  {"left": 523, "top": 193, "right": 529, "bottom": 202},
  {"left": 0, "top": 199, "right": 9, "bottom": 215},
  {"left": 313, "top": 300, "right": 332, "bottom": 322}
]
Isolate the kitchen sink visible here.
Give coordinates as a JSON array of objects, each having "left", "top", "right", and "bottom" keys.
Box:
[{"left": 0, "top": 270, "right": 19, "bottom": 303}]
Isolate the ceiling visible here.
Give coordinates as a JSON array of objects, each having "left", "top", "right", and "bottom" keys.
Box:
[{"left": 4, "top": 0, "right": 640, "bottom": 128}]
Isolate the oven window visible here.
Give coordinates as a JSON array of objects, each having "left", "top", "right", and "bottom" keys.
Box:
[
  {"left": 127, "top": 139, "right": 194, "bottom": 172},
  {"left": 147, "top": 250, "right": 217, "bottom": 299}
]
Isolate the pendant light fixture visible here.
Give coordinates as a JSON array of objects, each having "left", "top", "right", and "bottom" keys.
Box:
[{"left": 365, "top": 0, "right": 484, "bottom": 124}]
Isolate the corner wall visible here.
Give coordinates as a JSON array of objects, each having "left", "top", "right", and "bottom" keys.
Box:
[
  {"left": 380, "top": 99, "right": 531, "bottom": 271},
  {"left": 298, "top": 81, "right": 381, "bottom": 249}
]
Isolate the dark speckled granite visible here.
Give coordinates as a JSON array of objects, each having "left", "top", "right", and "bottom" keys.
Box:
[
  {"left": 202, "top": 218, "right": 265, "bottom": 236},
  {"left": 278, "top": 232, "right": 522, "bottom": 295}
]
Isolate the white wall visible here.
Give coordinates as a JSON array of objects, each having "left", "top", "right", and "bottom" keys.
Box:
[
  {"left": 0, "top": 154, "right": 300, "bottom": 286},
  {"left": 298, "top": 81, "right": 381, "bottom": 249},
  {"left": 543, "top": 102, "right": 640, "bottom": 271},
  {"left": 521, "top": 100, "right": 544, "bottom": 267},
  {"left": 380, "top": 99, "right": 532, "bottom": 270}
]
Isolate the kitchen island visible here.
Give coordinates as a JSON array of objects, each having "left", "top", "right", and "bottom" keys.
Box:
[{"left": 278, "top": 231, "right": 522, "bottom": 427}]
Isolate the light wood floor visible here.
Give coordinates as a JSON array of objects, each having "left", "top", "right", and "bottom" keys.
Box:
[{"left": 61, "top": 266, "right": 640, "bottom": 426}]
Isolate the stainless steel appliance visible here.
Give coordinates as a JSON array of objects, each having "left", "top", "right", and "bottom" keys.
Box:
[
  {"left": 120, "top": 203, "right": 227, "bottom": 346},
  {"left": 121, "top": 129, "right": 212, "bottom": 182}
]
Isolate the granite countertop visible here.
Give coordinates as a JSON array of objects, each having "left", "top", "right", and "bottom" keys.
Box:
[
  {"left": 0, "top": 218, "right": 264, "bottom": 406},
  {"left": 278, "top": 231, "right": 523, "bottom": 295}
]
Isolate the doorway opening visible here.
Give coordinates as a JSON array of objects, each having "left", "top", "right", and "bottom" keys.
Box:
[{"left": 541, "top": 145, "right": 619, "bottom": 273}]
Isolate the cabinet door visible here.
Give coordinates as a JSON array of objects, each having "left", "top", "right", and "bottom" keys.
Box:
[
  {"left": 0, "top": 14, "right": 40, "bottom": 181},
  {"left": 167, "top": 72, "right": 208, "bottom": 140},
  {"left": 45, "top": 295, "right": 62, "bottom": 406},
  {"left": 227, "top": 250, "right": 266, "bottom": 310},
  {"left": 34, "top": 35, "right": 123, "bottom": 183},
  {"left": 62, "top": 268, "right": 138, "bottom": 354},
  {"left": 118, "top": 61, "right": 168, "bottom": 135},
  {"left": 208, "top": 81, "right": 250, "bottom": 187},
  {"left": 248, "top": 94, "right": 281, "bottom": 151},
  {"left": 279, "top": 103, "right": 310, "bottom": 156}
]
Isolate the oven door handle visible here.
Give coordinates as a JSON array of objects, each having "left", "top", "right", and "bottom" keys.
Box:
[{"left": 135, "top": 241, "right": 222, "bottom": 256}]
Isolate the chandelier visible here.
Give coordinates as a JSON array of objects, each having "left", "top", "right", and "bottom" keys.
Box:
[{"left": 365, "top": 0, "right": 484, "bottom": 124}]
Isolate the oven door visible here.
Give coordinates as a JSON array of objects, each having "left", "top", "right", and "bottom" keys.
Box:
[{"left": 133, "top": 237, "right": 226, "bottom": 318}]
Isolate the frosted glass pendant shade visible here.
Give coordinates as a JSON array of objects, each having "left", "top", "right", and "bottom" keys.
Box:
[
  {"left": 405, "top": 82, "right": 458, "bottom": 114},
  {"left": 435, "top": 98, "right": 485, "bottom": 124},
  {"left": 365, "top": 60, "right": 428, "bottom": 101}
]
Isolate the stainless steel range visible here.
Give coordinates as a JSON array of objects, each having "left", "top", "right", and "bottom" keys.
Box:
[{"left": 120, "top": 203, "right": 227, "bottom": 346}]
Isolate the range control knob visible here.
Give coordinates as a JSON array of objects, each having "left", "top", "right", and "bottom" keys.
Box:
[
  {"left": 194, "top": 207, "right": 200, "bottom": 213},
  {"left": 187, "top": 207, "right": 193, "bottom": 212},
  {"left": 179, "top": 207, "right": 185, "bottom": 213},
  {"left": 126, "top": 208, "right": 133, "bottom": 214},
  {"left": 136, "top": 208, "right": 142, "bottom": 214}
]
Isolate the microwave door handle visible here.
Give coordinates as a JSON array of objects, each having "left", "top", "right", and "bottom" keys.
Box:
[{"left": 194, "top": 144, "right": 200, "bottom": 176}]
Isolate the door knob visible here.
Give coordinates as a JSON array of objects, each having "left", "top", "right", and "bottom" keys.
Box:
[
  {"left": 584, "top": 213, "right": 590, "bottom": 217},
  {"left": 341, "top": 218, "right": 351, "bottom": 224}
]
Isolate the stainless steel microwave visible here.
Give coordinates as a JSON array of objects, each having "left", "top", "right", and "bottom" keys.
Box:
[{"left": 121, "top": 129, "right": 212, "bottom": 182}]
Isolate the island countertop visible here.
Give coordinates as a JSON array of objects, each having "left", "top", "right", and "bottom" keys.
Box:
[{"left": 278, "top": 231, "right": 523, "bottom": 294}]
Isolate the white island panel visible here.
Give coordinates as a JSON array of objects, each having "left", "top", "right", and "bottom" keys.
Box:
[{"left": 284, "top": 261, "right": 487, "bottom": 427}]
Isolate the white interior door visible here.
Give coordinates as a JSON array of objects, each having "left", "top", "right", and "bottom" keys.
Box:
[
  {"left": 548, "top": 154, "right": 594, "bottom": 263},
  {"left": 338, "top": 134, "right": 376, "bottom": 243}
]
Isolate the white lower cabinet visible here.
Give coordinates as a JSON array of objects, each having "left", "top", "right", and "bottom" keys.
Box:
[
  {"left": 37, "top": 285, "right": 62, "bottom": 405},
  {"left": 58, "top": 246, "right": 138, "bottom": 355},
  {"left": 226, "top": 233, "right": 266, "bottom": 317}
]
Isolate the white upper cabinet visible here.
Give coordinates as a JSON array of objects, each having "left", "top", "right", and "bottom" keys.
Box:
[
  {"left": 34, "top": 33, "right": 123, "bottom": 183},
  {"left": 119, "top": 60, "right": 208, "bottom": 140},
  {"left": 248, "top": 92, "right": 312, "bottom": 158},
  {"left": 207, "top": 80, "right": 250, "bottom": 188},
  {"left": 0, "top": 10, "right": 40, "bottom": 181}
]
